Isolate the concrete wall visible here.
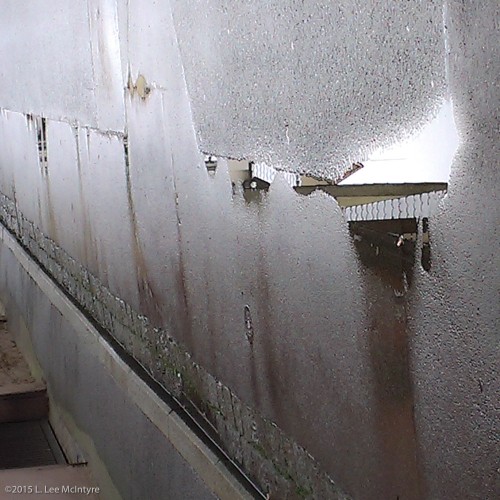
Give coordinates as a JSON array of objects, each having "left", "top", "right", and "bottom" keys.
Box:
[
  {"left": 0, "top": 1, "right": 498, "bottom": 499},
  {"left": 170, "top": 0, "right": 448, "bottom": 179}
]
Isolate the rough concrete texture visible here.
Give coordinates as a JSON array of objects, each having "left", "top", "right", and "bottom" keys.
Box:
[
  {"left": 408, "top": 2, "right": 500, "bottom": 498},
  {"left": 170, "top": 0, "right": 447, "bottom": 178},
  {"left": 0, "top": 0, "right": 498, "bottom": 499}
]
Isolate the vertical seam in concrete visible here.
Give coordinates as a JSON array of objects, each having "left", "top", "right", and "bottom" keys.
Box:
[
  {"left": 166, "top": 0, "right": 201, "bottom": 149},
  {"left": 86, "top": 0, "right": 99, "bottom": 127}
]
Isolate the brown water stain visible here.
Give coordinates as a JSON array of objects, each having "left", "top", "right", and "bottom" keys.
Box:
[
  {"left": 123, "top": 137, "right": 163, "bottom": 326},
  {"left": 357, "top": 229, "right": 424, "bottom": 500}
]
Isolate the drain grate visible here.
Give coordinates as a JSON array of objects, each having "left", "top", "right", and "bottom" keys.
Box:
[{"left": 0, "top": 420, "right": 65, "bottom": 470}]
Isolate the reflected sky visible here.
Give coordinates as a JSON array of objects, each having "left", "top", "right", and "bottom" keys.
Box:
[{"left": 341, "top": 99, "right": 459, "bottom": 185}]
